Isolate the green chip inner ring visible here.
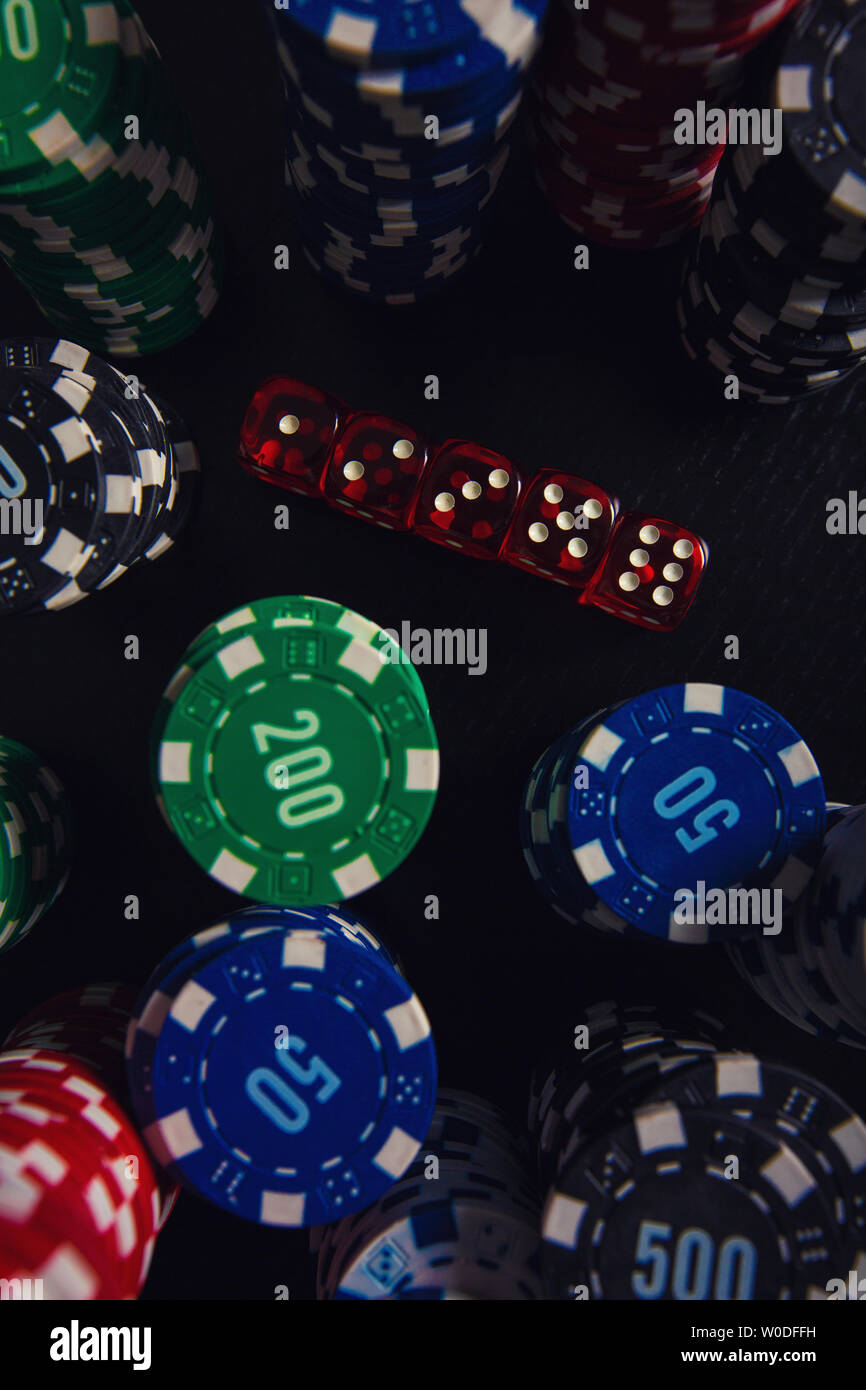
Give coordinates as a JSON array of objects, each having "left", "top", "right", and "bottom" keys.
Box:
[
  {"left": 0, "top": 0, "right": 123, "bottom": 176},
  {"left": 158, "top": 613, "right": 439, "bottom": 904},
  {"left": 209, "top": 673, "right": 401, "bottom": 857},
  {"left": 0, "top": 0, "right": 67, "bottom": 121}
]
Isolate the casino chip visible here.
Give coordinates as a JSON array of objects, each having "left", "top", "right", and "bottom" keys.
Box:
[
  {"left": 315, "top": 1089, "right": 544, "bottom": 1299},
  {"left": 519, "top": 684, "right": 826, "bottom": 943},
  {"left": 728, "top": 804, "right": 866, "bottom": 1048},
  {"left": 678, "top": 0, "right": 866, "bottom": 402},
  {"left": 0, "top": 736, "right": 72, "bottom": 955},
  {"left": 535, "top": 1006, "right": 862, "bottom": 1299},
  {"left": 0, "top": 983, "right": 175, "bottom": 1298},
  {"left": 151, "top": 596, "right": 439, "bottom": 903},
  {"left": 0, "top": 338, "right": 200, "bottom": 613},
  {"left": 259, "top": 0, "right": 548, "bottom": 302},
  {"left": 125, "top": 905, "right": 437, "bottom": 1227},
  {"left": 0, "top": 0, "right": 223, "bottom": 356},
  {"left": 531, "top": 0, "right": 801, "bottom": 248}
]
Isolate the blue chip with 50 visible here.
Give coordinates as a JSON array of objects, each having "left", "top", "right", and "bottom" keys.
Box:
[
  {"left": 565, "top": 683, "right": 826, "bottom": 943},
  {"left": 133, "top": 922, "right": 437, "bottom": 1226}
]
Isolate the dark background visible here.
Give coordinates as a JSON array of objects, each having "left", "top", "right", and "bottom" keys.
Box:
[{"left": 1, "top": 4, "right": 865, "bottom": 1301}]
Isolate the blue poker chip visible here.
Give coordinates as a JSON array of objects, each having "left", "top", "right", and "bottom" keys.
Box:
[
  {"left": 564, "top": 684, "right": 826, "bottom": 943},
  {"left": 126, "top": 905, "right": 402, "bottom": 1107},
  {"left": 267, "top": 0, "right": 543, "bottom": 67},
  {"left": 223, "top": 902, "right": 401, "bottom": 968},
  {"left": 264, "top": 0, "right": 546, "bottom": 300},
  {"left": 521, "top": 705, "right": 645, "bottom": 937},
  {"left": 286, "top": 121, "right": 511, "bottom": 219},
  {"left": 274, "top": 0, "right": 544, "bottom": 98},
  {"left": 274, "top": 22, "right": 530, "bottom": 132},
  {"left": 135, "top": 925, "right": 436, "bottom": 1226},
  {"left": 281, "top": 50, "right": 526, "bottom": 155}
]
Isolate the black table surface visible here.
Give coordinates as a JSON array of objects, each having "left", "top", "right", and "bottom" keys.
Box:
[{"left": 1, "top": 3, "right": 865, "bottom": 1302}]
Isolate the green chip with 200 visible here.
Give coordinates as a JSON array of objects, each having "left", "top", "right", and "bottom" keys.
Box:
[{"left": 154, "top": 598, "right": 440, "bottom": 904}]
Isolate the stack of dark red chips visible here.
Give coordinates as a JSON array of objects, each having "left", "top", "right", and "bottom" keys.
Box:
[{"left": 530, "top": 0, "right": 803, "bottom": 249}]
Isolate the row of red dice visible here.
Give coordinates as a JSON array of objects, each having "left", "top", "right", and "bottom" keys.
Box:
[{"left": 237, "top": 377, "right": 708, "bottom": 631}]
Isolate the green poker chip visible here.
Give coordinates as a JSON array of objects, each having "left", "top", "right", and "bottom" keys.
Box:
[
  {"left": 0, "top": 736, "right": 73, "bottom": 953},
  {"left": 0, "top": 0, "right": 126, "bottom": 185},
  {"left": 152, "top": 597, "right": 439, "bottom": 904},
  {"left": 0, "top": 0, "right": 223, "bottom": 356},
  {"left": 179, "top": 595, "right": 430, "bottom": 705}
]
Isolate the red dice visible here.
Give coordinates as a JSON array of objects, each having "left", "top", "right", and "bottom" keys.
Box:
[
  {"left": 411, "top": 439, "right": 522, "bottom": 559},
  {"left": 581, "top": 512, "right": 708, "bottom": 630},
  {"left": 501, "top": 470, "right": 619, "bottom": 589},
  {"left": 238, "top": 377, "right": 345, "bottom": 497},
  {"left": 322, "top": 412, "right": 430, "bottom": 529}
]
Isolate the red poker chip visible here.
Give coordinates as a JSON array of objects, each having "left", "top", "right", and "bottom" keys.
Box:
[
  {"left": 7, "top": 1024, "right": 128, "bottom": 1089},
  {"left": 533, "top": 86, "right": 715, "bottom": 160},
  {"left": 0, "top": 1087, "right": 158, "bottom": 1277},
  {"left": 548, "top": 154, "right": 717, "bottom": 215},
  {"left": 572, "top": 2, "right": 793, "bottom": 67},
  {"left": 547, "top": 17, "right": 745, "bottom": 88},
  {"left": 10, "top": 1012, "right": 128, "bottom": 1041},
  {"left": 534, "top": 141, "right": 713, "bottom": 231},
  {"left": 0, "top": 1111, "right": 136, "bottom": 1296},
  {"left": 0, "top": 1175, "right": 126, "bottom": 1300},
  {"left": 544, "top": 57, "right": 742, "bottom": 120},
  {"left": 0, "top": 1051, "right": 163, "bottom": 1244},
  {"left": 8, "top": 984, "right": 134, "bottom": 1039},
  {"left": 542, "top": 28, "right": 744, "bottom": 98},
  {"left": 581, "top": 0, "right": 803, "bottom": 56},
  {"left": 534, "top": 120, "right": 722, "bottom": 202},
  {"left": 536, "top": 172, "right": 707, "bottom": 248},
  {"left": 0, "top": 1098, "right": 156, "bottom": 1296},
  {"left": 535, "top": 111, "right": 716, "bottom": 179}
]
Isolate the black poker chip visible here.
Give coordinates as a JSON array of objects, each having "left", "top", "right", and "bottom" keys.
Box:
[
  {"left": 728, "top": 806, "right": 866, "bottom": 1050},
  {"left": 315, "top": 1089, "right": 545, "bottom": 1300},
  {"left": 678, "top": 0, "right": 866, "bottom": 404},
  {"left": 0, "top": 338, "right": 201, "bottom": 615},
  {"left": 534, "top": 1005, "right": 863, "bottom": 1300}
]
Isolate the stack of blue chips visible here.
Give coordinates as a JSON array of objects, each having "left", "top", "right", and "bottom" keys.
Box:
[
  {"left": 260, "top": 0, "right": 549, "bottom": 303},
  {"left": 125, "top": 904, "right": 437, "bottom": 1227},
  {"left": 520, "top": 683, "right": 827, "bottom": 945}
]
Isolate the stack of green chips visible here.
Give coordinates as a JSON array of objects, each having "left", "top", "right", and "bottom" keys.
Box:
[
  {"left": 0, "top": 0, "right": 223, "bottom": 356},
  {"left": 150, "top": 596, "right": 440, "bottom": 905},
  {"left": 0, "top": 736, "right": 73, "bottom": 954}
]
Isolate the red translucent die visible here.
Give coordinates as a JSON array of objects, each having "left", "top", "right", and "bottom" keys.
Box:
[
  {"left": 238, "top": 377, "right": 345, "bottom": 496},
  {"left": 501, "top": 470, "right": 619, "bottom": 589},
  {"left": 322, "top": 412, "right": 430, "bottom": 530},
  {"left": 581, "top": 512, "right": 709, "bottom": 630},
  {"left": 411, "top": 439, "right": 522, "bottom": 559}
]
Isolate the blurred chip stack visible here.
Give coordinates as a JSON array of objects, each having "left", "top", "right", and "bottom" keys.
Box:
[
  {"left": 316, "top": 1089, "right": 544, "bottom": 1298},
  {"left": 0, "top": 984, "right": 176, "bottom": 1299},
  {"left": 531, "top": 0, "right": 803, "bottom": 249},
  {"left": 0, "top": 737, "right": 72, "bottom": 955},
  {"left": 728, "top": 805, "right": 866, "bottom": 1047},
  {"left": 260, "top": 0, "right": 548, "bottom": 302},
  {"left": 678, "top": 0, "right": 866, "bottom": 402},
  {"left": 0, "top": 337, "right": 200, "bottom": 615},
  {"left": 534, "top": 1003, "right": 864, "bottom": 1300},
  {"left": 0, "top": 0, "right": 223, "bottom": 355}
]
